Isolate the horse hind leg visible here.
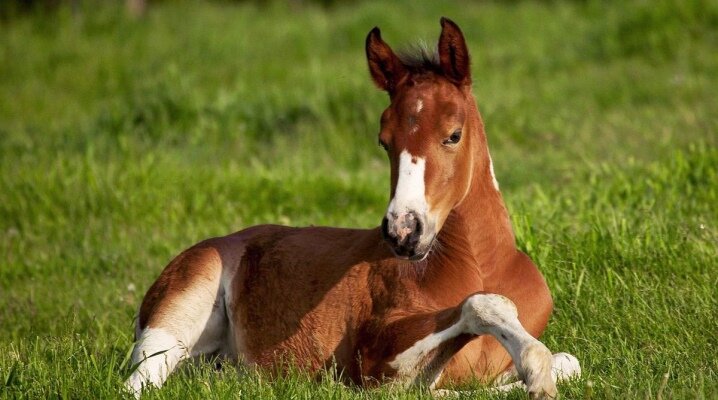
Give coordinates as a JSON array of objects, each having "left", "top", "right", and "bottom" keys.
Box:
[{"left": 124, "top": 245, "right": 230, "bottom": 398}]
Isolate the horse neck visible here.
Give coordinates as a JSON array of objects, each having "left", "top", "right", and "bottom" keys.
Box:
[
  {"left": 423, "top": 109, "right": 517, "bottom": 302},
  {"left": 450, "top": 146, "right": 516, "bottom": 268}
]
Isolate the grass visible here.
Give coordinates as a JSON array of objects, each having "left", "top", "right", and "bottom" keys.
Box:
[{"left": 1, "top": 0, "right": 717, "bottom": 398}]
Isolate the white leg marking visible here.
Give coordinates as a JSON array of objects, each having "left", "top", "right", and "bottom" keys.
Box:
[
  {"left": 388, "top": 322, "right": 464, "bottom": 386},
  {"left": 461, "top": 294, "right": 556, "bottom": 398},
  {"left": 429, "top": 370, "right": 443, "bottom": 390},
  {"left": 124, "top": 272, "right": 230, "bottom": 397},
  {"left": 550, "top": 352, "right": 581, "bottom": 381},
  {"left": 387, "top": 150, "right": 427, "bottom": 218},
  {"left": 125, "top": 328, "right": 187, "bottom": 398},
  {"left": 434, "top": 352, "right": 580, "bottom": 398},
  {"left": 494, "top": 352, "right": 581, "bottom": 386},
  {"left": 389, "top": 294, "right": 558, "bottom": 399},
  {"left": 490, "top": 352, "right": 581, "bottom": 396},
  {"left": 488, "top": 153, "right": 500, "bottom": 191}
]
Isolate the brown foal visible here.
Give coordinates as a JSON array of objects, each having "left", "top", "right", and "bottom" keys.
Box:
[{"left": 125, "top": 18, "right": 580, "bottom": 400}]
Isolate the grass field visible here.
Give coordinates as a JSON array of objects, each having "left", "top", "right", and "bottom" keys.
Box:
[{"left": 1, "top": 0, "right": 717, "bottom": 398}]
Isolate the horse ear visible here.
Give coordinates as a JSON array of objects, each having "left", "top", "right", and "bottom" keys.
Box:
[
  {"left": 366, "top": 27, "right": 407, "bottom": 93},
  {"left": 438, "top": 17, "right": 471, "bottom": 86}
]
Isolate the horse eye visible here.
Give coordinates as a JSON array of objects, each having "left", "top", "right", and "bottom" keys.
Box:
[{"left": 443, "top": 129, "right": 462, "bottom": 145}]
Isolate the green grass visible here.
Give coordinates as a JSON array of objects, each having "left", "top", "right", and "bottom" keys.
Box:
[{"left": 1, "top": 0, "right": 717, "bottom": 398}]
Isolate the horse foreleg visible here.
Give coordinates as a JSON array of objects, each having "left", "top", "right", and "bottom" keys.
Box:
[
  {"left": 494, "top": 352, "right": 581, "bottom": 388},
  {"left": 387, "top": 293, "right": 558, "bottom": 400},
  {"left": 432, "top": 352, "right": 581, "bottom": 398}
]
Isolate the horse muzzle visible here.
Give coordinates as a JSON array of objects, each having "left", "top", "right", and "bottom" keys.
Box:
[{"left": 381, "top": 211, "right": 434, "bottom": 261}]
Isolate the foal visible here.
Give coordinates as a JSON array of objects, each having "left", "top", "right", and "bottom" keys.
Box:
[{"left": 125, "top": 18, "right": 580, "bottom": 399}]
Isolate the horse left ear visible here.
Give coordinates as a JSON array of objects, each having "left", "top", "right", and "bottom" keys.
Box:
[
  {"left": 438, "top": 17, "right": 471, "bottom": 86},
  {"left": 366, "top": 27, "right": 407, "bottom": 94}
]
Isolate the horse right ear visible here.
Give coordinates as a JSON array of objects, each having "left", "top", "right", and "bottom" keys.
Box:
[
  {"left": 438, "top": 17, "right": 471, "bottom": 86},
  {"left": 365, "top": 27, "right": 407, "bottom": 94}
]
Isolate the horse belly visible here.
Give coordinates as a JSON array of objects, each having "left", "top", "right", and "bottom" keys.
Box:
[
  {"left": 239, "top": 301, "right": 354, "bottom": 372},
  {"left": 225, "top": 241, "right": 366, "bottom": 375}
]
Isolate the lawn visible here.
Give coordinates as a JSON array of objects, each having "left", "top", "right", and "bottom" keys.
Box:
[{"left": 1, "top": 0, "right": 716, "bottom": 398}]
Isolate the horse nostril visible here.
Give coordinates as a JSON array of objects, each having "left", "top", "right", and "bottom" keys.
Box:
[
  {"left": 381, "top": 217, "right": 390, "bottom": 240},
  {"left": 407, "top": 217, "right": 423, "bottom": 247},
  {"left": 412, "top": 213, "right": 423, "bottom": 236}
]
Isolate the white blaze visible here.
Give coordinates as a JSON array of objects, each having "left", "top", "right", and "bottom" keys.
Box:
[
  {"left": 387, "top": 150, "right": 427, "bottom": 216},
  {"left": 415, "top": 99, "right": 424, "bottom": 114}
]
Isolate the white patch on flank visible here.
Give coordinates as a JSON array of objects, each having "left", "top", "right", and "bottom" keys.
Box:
[
  {"left": 387, "top": 150, "right": 427, "bottom": 217},
  {"left": 125, "top": 328, "right": 187, "bottom": 398},
  {"left": 488, "top": 153, "right": 500, "bottom": 191},
  {"left": 415, "top": 99, "right": 424, "bottom": 114}
]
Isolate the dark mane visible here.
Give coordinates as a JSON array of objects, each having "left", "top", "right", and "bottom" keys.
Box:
[{"left": 397, "top": 44, "right": 442, "bottom": 74}]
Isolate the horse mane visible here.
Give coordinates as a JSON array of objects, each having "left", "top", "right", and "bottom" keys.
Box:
[{"left": 397, "top": 43, "right": 442, "bottom": 75}]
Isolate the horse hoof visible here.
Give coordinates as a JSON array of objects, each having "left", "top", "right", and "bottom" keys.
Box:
[
  {"left": 521, "top": 342, "right": 558, "bottom": 400},
  {"left": 552, "top": 352, "right": 581, "bottom": 381}
]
